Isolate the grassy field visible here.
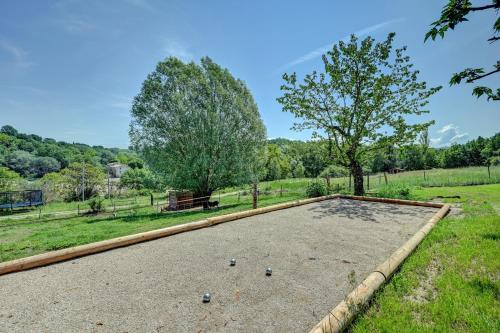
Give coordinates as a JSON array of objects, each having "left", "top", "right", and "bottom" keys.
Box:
[
  {"left": 372, "top": 165, "right": 500, "bottom": 188},
  {"left": 349, "top": 184, "right": 500, "bottom": 333}
]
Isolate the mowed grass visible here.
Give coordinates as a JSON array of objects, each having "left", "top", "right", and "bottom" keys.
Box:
[{"left": 349, "top": 184, "right": 500, "bottom": 333}]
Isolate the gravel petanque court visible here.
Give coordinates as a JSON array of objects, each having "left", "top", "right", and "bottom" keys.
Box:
[{"left": 0, "top": 198, "right": 438, "bottom": 333}]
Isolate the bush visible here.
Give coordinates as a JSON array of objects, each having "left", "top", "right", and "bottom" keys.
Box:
[
  {"left": 375, "top": 184, "right": 412, "bottom": 199},
  {"left": 320, "top": 165, "right": 348, "bottom": 178},
  {"left": 88, "top": 197, "right": 105, "bottom": 213},
  {"left": 306, "top": 181, "right": 327, "bottom": 198}
]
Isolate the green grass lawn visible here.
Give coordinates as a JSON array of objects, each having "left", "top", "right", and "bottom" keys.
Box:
[{"left": 349, "top": 184, "right": 500, "bottom": 333}]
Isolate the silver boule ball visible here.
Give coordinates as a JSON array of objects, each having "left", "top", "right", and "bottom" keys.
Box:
[
  {"left": 203, "top": 293, "right": 211, "bottom": 303},
  {"left": 230, "top": 258, "right": 236, "bottom": 266},
  {"left": 266, "top": 267, "right": 272, "bottom": 276}
]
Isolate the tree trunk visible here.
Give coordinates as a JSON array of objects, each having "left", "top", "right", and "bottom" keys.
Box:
[{"left": 350, "top": 162, "right": 364, "bottom": 196}]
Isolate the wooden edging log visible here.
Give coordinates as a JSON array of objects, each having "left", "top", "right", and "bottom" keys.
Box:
[
  {"left": 338, "top": 194, "right": 444, "bottom": 208},
  {"left": 308, "top": 200, "right": 451, "bottom": 333},
  {"left": 0, "top": 194, "right": 339, "bottom": 276}
]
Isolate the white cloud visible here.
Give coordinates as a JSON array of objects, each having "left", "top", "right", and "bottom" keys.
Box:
[
  {"left": 59, "top": 17, "right": 95, "bottom": 33},
  {"left": 431, "top": 124, "right": 469, "bottom": 147},
  {"left": 124, "top": 0, "right": 155, "bottom": 12},
  {"left": 164, "top": 40, "right": 194, "bottom": 62},
  {"left": 0, "top": 39, "right": 34, "bottom": 68},
  {"left": 108, "top": 94, "right": 133, "bottom": 118},
  {"left": 278, "top": 18, "right": 404, "bottom": 71},
  {"left": 109, "top": 96, "right": 132, "bottom": 110}
]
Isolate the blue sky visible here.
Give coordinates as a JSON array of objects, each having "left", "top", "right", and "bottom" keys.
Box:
[{"left": 0, "top": 0, "right": 498, "bottom": 148}]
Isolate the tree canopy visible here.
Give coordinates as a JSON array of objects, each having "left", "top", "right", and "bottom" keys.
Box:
[
  {"left": 130, "top": 57, "right": 266, "bottom": 200},
  {"left": 278, "top": 33, "right": 441, "bottom": 195}
]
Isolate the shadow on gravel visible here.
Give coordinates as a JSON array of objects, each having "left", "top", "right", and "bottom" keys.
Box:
[{"left": 307, "top": 199, "right": 421, "bottom": 223}]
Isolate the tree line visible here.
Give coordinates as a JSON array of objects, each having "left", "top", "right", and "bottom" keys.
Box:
[
  {"left": 0, "top": 124, "right": 141, "bottom": 179},
  {"left": 1, "top": 124, "right": 498, "bottom": 201},
  {"left": 262, "top": 133, "right": 499, "bottom": 181}
]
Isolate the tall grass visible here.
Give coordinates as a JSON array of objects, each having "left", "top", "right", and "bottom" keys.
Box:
[{"left": 371, "top": 166, "right": 500, "bottom": 188}]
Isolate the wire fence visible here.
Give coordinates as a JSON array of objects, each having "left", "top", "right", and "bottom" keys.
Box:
[{"left": 0, "top": 185, "right": 309, "bottom": 225}]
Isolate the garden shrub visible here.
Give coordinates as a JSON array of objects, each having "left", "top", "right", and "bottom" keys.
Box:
[
  {"left": 306, "top": 181, "right": 327, "bottom": 198},
  {"left": 88, "top": 197, "right": 105, "bottom": 213},
  {"left": 375, "top": 184, "right": 412, "bottom": 199}
]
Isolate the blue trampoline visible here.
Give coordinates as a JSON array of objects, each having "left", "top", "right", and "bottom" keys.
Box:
[{"left": 0, "top": 190, "right": 43, "bottom": 210}]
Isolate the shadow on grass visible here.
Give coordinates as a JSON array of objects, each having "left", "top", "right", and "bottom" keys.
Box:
[
  {"left": 469, "top": 277, "right": 500, "bottom": 300},
  {"left": 481, "top": 232, "right": 500, "bottom": 241},
  {"left": 0, "top": 213, "right": 85, "bottom": 228},
  {"left": 0, "top": 207, "right": 39, "bottom": 216}
]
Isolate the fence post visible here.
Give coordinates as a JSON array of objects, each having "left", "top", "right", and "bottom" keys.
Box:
[
  {"left": 384, "top": 172, "right": 388, "bottom": 185},
  {"left": 349, "top": 173, "right": 352, "bottom": 191},
  {"left": 488, "top": 165, "right": 491, "bottom": 179},
  {"left": 238, "top": 191, "right": 240, "bottom": 202},
  {"left": 156, "top": 201, "right": 159, "bottom": 212},
  {"left": 367, "top": 173, "right": 370, "bottom": 190},
  {"left": 252, "top": 183, "right": 257, "bottom": 209},
  {"left": 150, "top": 193, "right": 154, "bottom": 206},
  {"left": 280, "top": 185, "right": 283, "bottom": 197},
  {"left": 77, "top": 204, "right": 80, "bottom": 216}
]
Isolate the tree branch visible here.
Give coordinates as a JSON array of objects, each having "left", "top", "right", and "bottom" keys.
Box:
[
  {"left": 469, "top": 4, "right": 499, "bottom": 11},
  {"left": 467, "top": 68, "right": 500, "bottom": 83}
]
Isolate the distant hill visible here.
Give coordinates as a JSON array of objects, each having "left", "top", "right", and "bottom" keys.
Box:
[{"left": 0, "top": 125, "right": 141, "bottom": 179}]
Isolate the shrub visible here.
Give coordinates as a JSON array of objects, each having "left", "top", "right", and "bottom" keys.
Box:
[
  {"left": 306, "top": 181, "right": 327, "bottom": 198},
  {"left": 375, "top": 184, "right": 412, "bottom": 199},
  {"left": 88, "top": 197, "right": 105, "bottom": 213},
  {"left": 320, "top": 165, "right": 348, "bottom": 178}
]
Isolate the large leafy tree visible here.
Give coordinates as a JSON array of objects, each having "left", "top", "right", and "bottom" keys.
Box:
[
  {"left": 425, "top": 0, "right": 500, "bottom": 101},
  {"left": 130, "top": 57, "right": 266, "bottom": 202},
  {"left": 278, "top": 33, "right": 441, "bottom": 195},
  {"left": 0, "top": 167, "right": 20, "bottom": 192},
  {"left": 120, "top": 168, "right": 163, "bottom": 191},
  {"left": 59, "top": 162, "right": 105, "bottom": 201}
]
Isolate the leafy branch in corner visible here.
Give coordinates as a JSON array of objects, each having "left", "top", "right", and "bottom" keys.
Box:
[{"left": 425, "top": 0, "right": 500, "bottom": 101}]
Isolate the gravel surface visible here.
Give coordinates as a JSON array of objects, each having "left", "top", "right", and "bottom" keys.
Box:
[{"left": 0, "top": 198, "right": 438, "bottom": 333}]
